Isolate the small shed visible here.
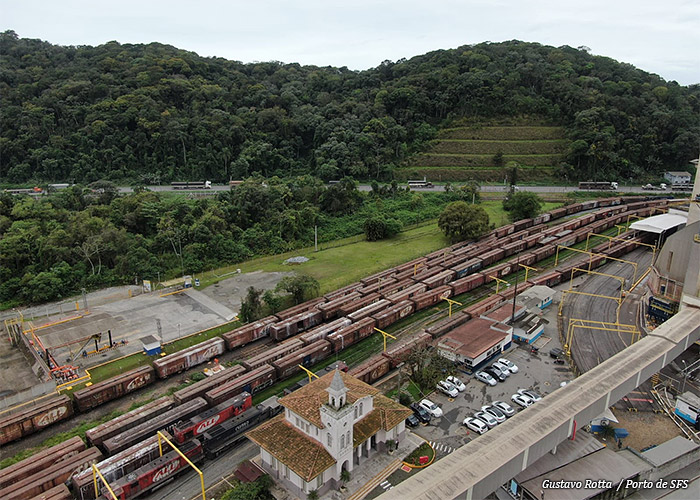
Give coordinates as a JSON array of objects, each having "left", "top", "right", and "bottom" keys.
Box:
[
  {"left": 141, "top": 335, "right": 162, "bottom": 356},
  {"left": 664, "top": 171, "right": 692, "bottom": 184}
]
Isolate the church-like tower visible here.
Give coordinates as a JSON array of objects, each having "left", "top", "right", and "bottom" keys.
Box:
[{"left": 320, "top": 369, "right": 355, "bottom": 474}]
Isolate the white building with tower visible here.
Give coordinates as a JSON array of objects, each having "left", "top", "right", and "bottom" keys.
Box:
[{"left": 247, "top": 368, "right": 411, "bottom": 497}]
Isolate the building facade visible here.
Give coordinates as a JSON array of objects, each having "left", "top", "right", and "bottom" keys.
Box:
[{"left": 247, "top": 369, "right": 412, "bottom": 498}]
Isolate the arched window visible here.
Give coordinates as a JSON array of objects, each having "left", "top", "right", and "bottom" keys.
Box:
[
  {"left": 359, "top": 401, "right": 363, "bottom": 415},
  {"left": 327, "top": 433, "right": 332, "bottom": 447},
  {"left": 341, "top": 434, "right": 345, "bottom": 448},
  {"left": 354, "top": 406, "right": 358, "bottom": 419}
]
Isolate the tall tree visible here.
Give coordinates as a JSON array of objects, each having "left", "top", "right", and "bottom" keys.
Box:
[{"left": 438, "top": 201, "right": 490, "bottom": 242}]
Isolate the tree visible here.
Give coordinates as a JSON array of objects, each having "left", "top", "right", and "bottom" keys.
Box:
[
  {"left": 239, "top": 286, "right": 263, "bottom": 322},
  {"left": 405, "top": 344, "right": 454, "bottom": 393},
  {"left": 437, "top": 202, "right": 490, "bottom": 242},
  {"left": 262, "top": 290, "right": 282, "bottom": 313},
  {"left": 363, "top": 215, "right": 402, "bottom": 241},
  {"left": 276, "top": 274, "right": 320, "bottom": 304},
  {"left": 503, "top": 191, "right": 543, "bottom": 221}
]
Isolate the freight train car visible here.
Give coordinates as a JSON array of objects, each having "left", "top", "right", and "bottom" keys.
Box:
[
  {"left": 173, "top": 392, "right": 252, "bottom": 443},
  {"left": 0, "top": 395, "right": 74, "bottom": 445},
  {"left": 241, "top": 338, "right": 304, "bottom": 371},
  {"left": 269, "top": 309, "right": 323, "bottom": 341},
  {"left": 204, "top": 365, "right": 277, "bottom": 406},
  {"left": 421, "top": 269, "right": 457, "bottom": 290},
  {"left": 464, "top": 293, "right": 506, "bottom": 318},
  {"left": 451, "top": 272, "right": 486, "bottom": 296},
  {"left": 348, "top": 356, "right": 391, "bottom": 384},
  {"left": 172, "top": 364, "right": 247, "bottom": 405},
  {"left": 102, "top": 398, "right": 207, "bottom": 456},
  {"left": 0, "top": 447, "right": 102, "bottom": 500},
  {"left": 327, "top": 317, "right": 377, "bottom": 352},
  {"left": 323, "top": 282, "right": 362, "bottom": 302},
  {"left": 29, "top": 484, "right": 72, "bottom": 500},
  {"left": 271, "top": 340, "right": 333, "bottom": 379},
  {"left": 107, "top": 439, "right": 204, "bottom": 500},
  {"left": 426, "top": 312, "right": 472, "bottom": 339},
  {"left": 385, "top": 282, "right": 427, "bottom": 303},
  {"left": 298, "top": 318, "right": 352, "bottom": 345},
  {"left": 86, "top": 397, "right": 176, "bottom": 448},
  {"left": 221, "top": 316, "right": 278, "bottom": 349},
  {"left": 74, "top": 366, "right": 156, "bottom": 412},
  {"left": 0, "top": 435, "right": 85, "bottom": 489},
  {"left": 372, "top": 300, "right": 415, "bottom": 329},
  {"left": 273, "top": 297, "right": 326, "bottom": 321},
  {"left": 337, "top": 293, "right": 382, "bottom": 316},
  {"left": 153, "top": 338, "right": 225, "bottom": 378},
  {"left": 73, "top": 433, "right": 173, "bottom": 500},
  {"left": 201, "top": 404, "right": 277, "bottom": 459},
  {"left": 410, "top": 266, "right": 449, "bottom": 284},
  {"left": 347, "top": 299, "right": 392, "bottom": 322},
  {"left": 317, "top": 292, "right": 362, "bottom": 320},
  {"left": 411, "top": 285, "right": 453, "bottom": 311},
  {"left": 382, "top": 332, "right": 433, "bottom": 368},
  {"left": 357, "top": 277, "right": 397, "bottom": 296},
  {"left": 451, "top": 258, "right": 483, "bottom": 279}
]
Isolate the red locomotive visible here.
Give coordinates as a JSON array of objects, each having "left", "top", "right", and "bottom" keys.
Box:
[{"left": 172, "top": 392, "right": 252, "bottom": 444}]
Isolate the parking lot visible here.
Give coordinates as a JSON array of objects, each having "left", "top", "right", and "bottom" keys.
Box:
[{"left": 409, "top": 323, "right": 573, "bottom": 456}]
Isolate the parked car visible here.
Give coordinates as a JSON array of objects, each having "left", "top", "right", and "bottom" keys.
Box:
[
  {"left": 463, "top": 416, "right": 488, "bottom": 435},
  {"left": 446, "top": 375, "right": 466, "bottom": 392},
  {"left": 437, "top": 380, "right": 459, "bottom": 398},
  {"left": 550, "top": 347, "right": 564, "bottom": 359},
  {"left": 496, "top": 358, "right": 519, "bottom": 374},
  {"left": 475, "top": 370, "right": 497, "bottom": 386},
  {"left": 490, "top": 363, "right": 510, "bottom": 379},
  {"left": 484, "top": 366, "right": 507, "bottom": 382},
  {"left": 410, "top": 402, "right": 432, "bottom": 423},
  {"left": 419, "top": 399, "right": 443, "bottom": 418},
  {"left": 511, "top": 393, "right": 534, "bottom": 408},
  {"left": 405, "top": 414, "right": 420, "bottom": 428},
  {"left": 493, "top": 400, "right": 516, "bottom": 417},
  {"left": 517, "top": 389, "right": 542, "bottom": 402},
  {"left": 481, "top": 405, "right": 506, "bottom": 423},
  {"left": 474, "top": 410, "right": 498, "bottom": 428}
]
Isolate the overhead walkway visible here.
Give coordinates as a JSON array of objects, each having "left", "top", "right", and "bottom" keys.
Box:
[{"left": 379, "top": 305, "right": 700, "bottom": 500}]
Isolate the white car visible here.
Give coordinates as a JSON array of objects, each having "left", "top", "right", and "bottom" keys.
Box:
[
  {"left": 481, "top": 405, "right": 506, "bottom": 423},
  {"left": 475, "top": 370, "right": 497, "bottom": 386},
  {"left": 488, "top": 364, "right": 509, "bottom": 379},
  {"left": 419, "top": 399, "right": 443, "bottom": 418},
  {"left": 463, "top": 416, "right": 488, "bottom": 435},
  {"left": 474, "top": 411, "right": 498, "bottom": 428},
  {"left": 493, "top": 400, "right": 516, "bottom": 417},
  {"left": 517, "top": 389, "right": 542, "bottom": 402},
  {"left": 437, "top": 380, "right": 458, "bottom": 398},
  {"left": 511, "top": 393, "right": 534, "bottom": 408},
  {"left": 497, "top": 358, "right": 519, "bottom": 374},
  {"left": 446, "top": 375, "right": 466, "bottom": 392}
]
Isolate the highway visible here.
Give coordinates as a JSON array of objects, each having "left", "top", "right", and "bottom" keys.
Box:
[{"left": 115, "top": 183, "right": 665, "bottom": 194}]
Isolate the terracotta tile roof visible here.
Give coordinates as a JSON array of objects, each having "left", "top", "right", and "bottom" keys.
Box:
[
  {"left": 279, "top": 370, "right": 380, "bottom": 428},
  {"left": 373, "top": 393, "right": 413, "bottom": 430},
  {"left": 246, "top": 415, "right": 335, "bottom": 482},
  {"left": 353, "top": 409, "right": 382, "bottom": 447},
  {"left": 438, "top": 317, "right": 508, "bottom": 359}
]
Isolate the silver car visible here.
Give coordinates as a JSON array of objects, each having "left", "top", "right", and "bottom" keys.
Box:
[
  {"left": 481, "top": 405, "right": 506, "bottom": 423},
  {"left": 497, "top": 357, "right": 519, "bottom": 374},
  {"left": 474, "top": 410, "right": 498, "bottom": 428},
  {"left": 475, "top": 370, "right": 497, "bottom": 386},
  {"left": 493, "top": 400, "right": 516, "bottom": 417},
  {"left": 517, "top": 389, "right": 542, "bottom": 402},
  {"left": 463, "top": 416, "right": 488, "bottom": 435}
]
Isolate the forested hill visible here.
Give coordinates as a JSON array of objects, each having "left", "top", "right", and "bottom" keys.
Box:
[{"left": 1, "top": 30, "right": 698, "bottom": 184}]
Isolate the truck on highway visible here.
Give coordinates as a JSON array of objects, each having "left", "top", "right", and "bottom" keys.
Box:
[
  {"left": 578, "top": 181, "right": 619, "bottom": 191},
  {"left": 642, "top": 183, "right": 667, "bottom": 191},
  {"left": 407, "top": 177, "right": 434, "bottom": 188},
  {"left": 171, "top": 181, "right": 212, "bottom": 190}
]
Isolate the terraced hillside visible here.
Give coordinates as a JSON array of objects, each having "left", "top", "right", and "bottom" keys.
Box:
[{"left": 397, "top": 125, "right": 568, "bottom": 183}]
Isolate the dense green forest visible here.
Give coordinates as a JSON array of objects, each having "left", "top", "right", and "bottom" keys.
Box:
[
  {"left": 0, "top": 177, "right": 462, "bottom": 306},
  {"left": 1, "top": 30, "right": 698, "bottom": 184}
]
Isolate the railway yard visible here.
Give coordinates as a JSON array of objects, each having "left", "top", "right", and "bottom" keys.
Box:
[{"left": 1, "top": 195, "right": 697, "bottom": 500}]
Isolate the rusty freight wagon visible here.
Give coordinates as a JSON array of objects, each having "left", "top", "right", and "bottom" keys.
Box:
[
  {"left": 372, "top": 300, "right": 415, "bottom": 329},
  {"left": 410, "top": 266, "right": 449, "bottom": 284},
  {"left": 464, "top": 293, "right": 506, "bottom": 318},
  {"left": 426, "top": 312, "right": 472, "bottom": 339},
  {"left": 348, "top": 356, "right": 391, "bottom": 385},
  {"left": 347, "top": 298, "right": 392, "bottom": 323},
  {"left": 273, "top": 297, "right": 326, "bottom": 321},
  {"left": 241, "top": 338, "right": 304, "bottom": 371},
  {"left": 0, "top": 435, "right": 85, "bottom": 489},
  {"left": 450, "top": 272, "right": 485, "bottom": 295},
  {"left": 360, "top": 268, "right": 398, "bottom": 286},
  {"left": 85, "top": 397, "right": 176, "bottom": 448},
  {"left": 356, "top": 277, "right": 397, "bottom": 296},
  {"left": 204, "top": 365, "right": 277, "bottom": 406},
  {"left": 385, "top": 282, "right": 427, "bottom": 303},
  {"left": 421, "top": 269, "right": 457, "bottom": 289},
  {"left": 268, "top": 309, "right": 323, "bottom": 341},
  {"left": 0, "top": 447, "right": 103, "bottom": 500},
  {"left": 173, "top": 364, "right": 248, "bottom": 405},
  {"left": 0, "top": 394, "right": 74, "bottom": 445},
  {"left": 451, "top": 258, "right": 483, "bottom": 279},
  {"left": 153, "top": 337, "right": 226, "bottom": 378},
  {"left": 72, "top": 432, "right": 173, "bottom": 500},
  {"left": 272, "top": 340, "right": 333, "bottom": 379},
  {"left": 317, "top": 292, "right": 362, "bottom": 320},
  {"left": 337, "top": 293, "right": 381, "bottom": 316},
  {"left": 323, "top": 282, "right": 362, "bottom": 302},
  {"left": 327, "top": 317, "right": 376, "bottom": 352},
  {"left": 222, "top": 316, "right": 278, "bottom": 349},
  {"left": 382, "top": 332, "right": 433, "bottom": 368},
  {"left": 411, "top": 285, "right": 453, "bottom": 311},
  {"left": 73, "top": 366, "right": 155, "bottom": 412},
  {"left": 299, "top": 318, "right": 352, "bottom": 345},
  {"left": 101, "top": 398, "right": 208, "bottom": 456},
  {"left": 28, "top": 484, "right": 72, "bottom": 500}
]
